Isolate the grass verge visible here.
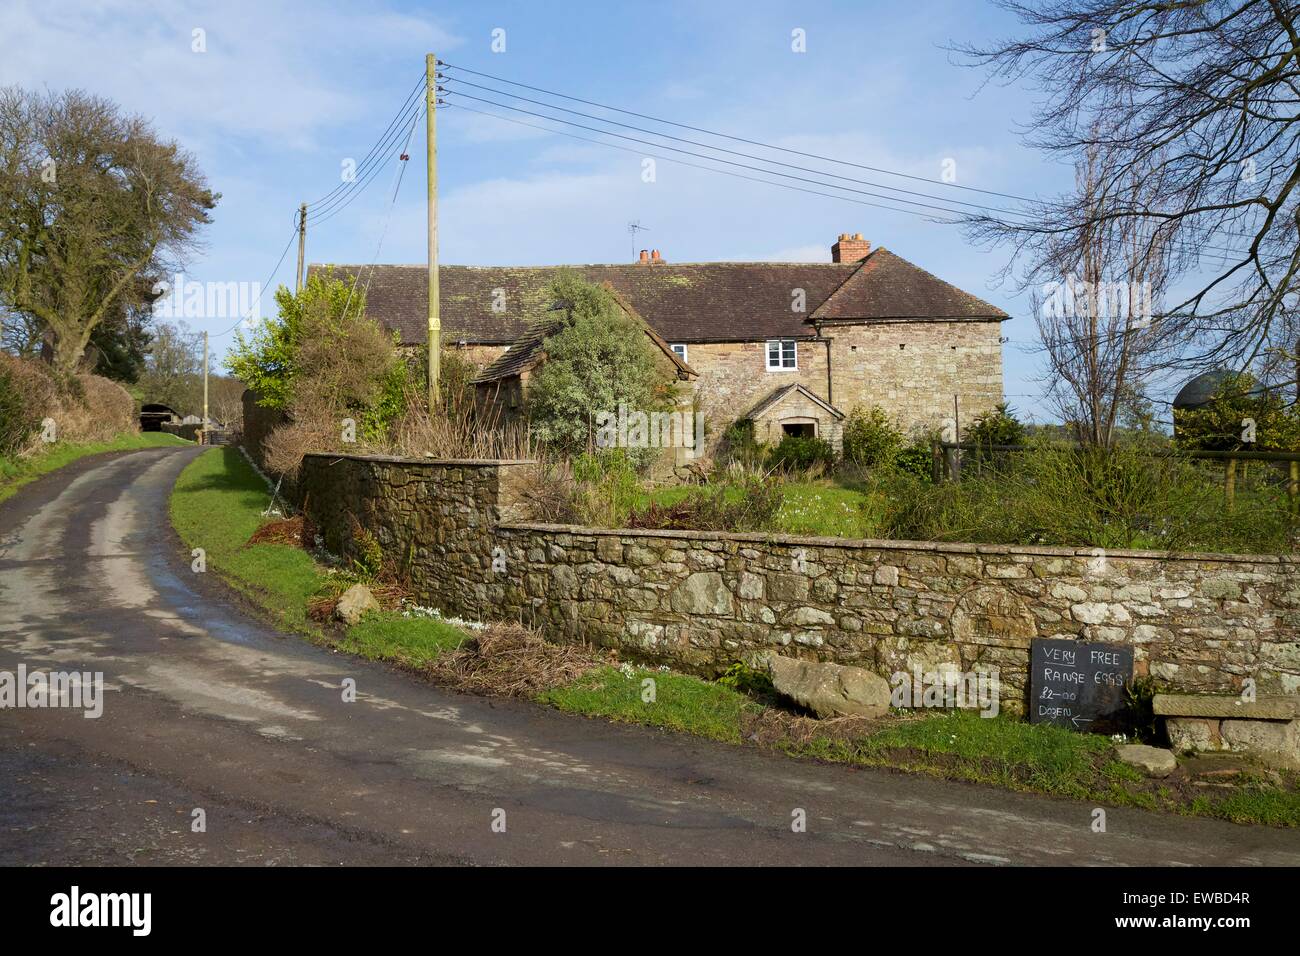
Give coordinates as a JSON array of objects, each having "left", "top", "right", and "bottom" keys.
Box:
[
  {"left": 1, "top": 431, "right": 189, "bottom": 505},
  {"left": 541, "top": 665, "right": 762, "bottom": 744},
  {"left": 169, "top": 447, "right": 466, "bottom": 664},
  {"left": 545, "top": 671, "right": 1300, "bottom": 827},
  {"left": 171, "top": 447, "right": 1300, "bottom": 827}
]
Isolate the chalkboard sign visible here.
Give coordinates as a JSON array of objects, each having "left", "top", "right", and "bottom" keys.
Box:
[{"left": 1029, "top": 638, "right": 1133, "bottom": 731}]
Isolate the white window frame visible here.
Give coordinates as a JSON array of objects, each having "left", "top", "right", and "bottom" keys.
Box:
[
  {"left": 670, "top": 343, "right": 688, "bottom": 364},
  {"left": 766, "top": 339, "right": 798, "bottom": 371}
]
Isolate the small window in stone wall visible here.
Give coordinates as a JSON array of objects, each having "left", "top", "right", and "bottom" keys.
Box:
[
  {"left": 766, "top": 339, "right": 797, "bottom": 370},
  {"left": 670, "top": 343, "right": 688, "bottom": 363},
  {"left": 782, "top": 421, "right": 816, "bottom": 438}
]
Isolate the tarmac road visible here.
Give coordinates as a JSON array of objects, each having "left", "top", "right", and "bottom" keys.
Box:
[{"left": 2, "top": 445, "right": 1298, "bottom": 866}]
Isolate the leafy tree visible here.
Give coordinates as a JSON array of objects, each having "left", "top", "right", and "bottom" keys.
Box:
[
  {"left": 527, "top": 272, "right": 678, "bottom": 456},
  {"left": 228, "top": 270, "right": 366, "bottom": 410},
  {"left": 1174, "top": 372, "right": 1300, "bottom": 453},
  {"left": 0, "top": 87, "right": 216, "bottom": 372},
  {"left": 88, "top": 308, "right": 152, "bottom": 383},
  {"left": 965, "top": 402, "right": 1027, "bottom": 448}
]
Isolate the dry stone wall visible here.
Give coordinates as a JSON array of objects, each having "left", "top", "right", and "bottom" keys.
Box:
[{"left": 300, "top": 454, "right": 1300, "bottom": 715}]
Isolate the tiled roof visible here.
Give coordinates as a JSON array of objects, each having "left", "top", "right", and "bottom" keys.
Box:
[
  {"left": 470, "top": 316, "right": 562, "bottom": 384},
  {"left": 310, "top": 248, "right": 1006, "bottom": 347},
  {"left": 746, "top": 383, "right": 845, "bottom": 421},
  {"left": 810, "top": 249, "right": 1008, "bottom": 321}
]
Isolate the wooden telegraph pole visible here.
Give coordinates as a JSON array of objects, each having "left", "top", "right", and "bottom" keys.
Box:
[
  {"left": 426, "top": 53, "right": 441, "bottom": 408},
  {"left": 202, "top": 330, "right": 209, "bottom": 440},
  {"left": 295, "top": 202, "right": 307, "bottom": 293}
]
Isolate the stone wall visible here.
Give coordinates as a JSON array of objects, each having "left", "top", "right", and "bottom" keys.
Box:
[
  {"left": 299, "top": 453, "right": 534, "bottom": 617},
  {"left": 821, "top": 320, "right": 1004, "bottom": 437},
  {"left": 300, "top": 454, "right": 1300, "bottom": 715},
  {"left": 687, "top": 340, "right": 830, "bottom": 435},
  {"left": 684, "top": 321, "right": 1003, "bottom": 457}
]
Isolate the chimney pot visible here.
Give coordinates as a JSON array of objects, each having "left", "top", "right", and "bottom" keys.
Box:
[
  {"left": 639, "top": 249, "right": 650, "bottom": 263},
  {"left": 831, "top": 232, "right": 872, "bottom": 263},
  {"left": 651, "top": 249, "right": 662, "bottom": 262}
]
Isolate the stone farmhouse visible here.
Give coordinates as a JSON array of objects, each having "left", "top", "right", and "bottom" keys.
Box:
[{"left": 315, "top": 232, "right": 1008, "bottom": 456}]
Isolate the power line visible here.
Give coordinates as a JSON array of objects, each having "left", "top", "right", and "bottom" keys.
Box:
[
  {"left": 307, "top": 95, "right": 426, "bottom": 224},
  {"left": 441, "top": 100, "right": 964, "bottom": 224},
  {"left": 305, "top": 72, "right": 425, "bottom": 213},
  {"left": 208, "top": 219, "right": 299, "bottom": 340},
  {"left": 441, "top": 59, "right": 1263, "bottom": 254},
  {"left": 439, "top": 74, "right": 1024, "bottom": 219},
  {"left": 340, "top": 104, "right": 423, "bottom": 323},
  {"left": 437, "top": 59, "right": 1037, "bottom": 204},
  {"left": 441, "top": 91, "right": 1249, "bottom": 265},
  {"left": 442, "top": 89, "right": 989, "bottom": 220},
  {"left": 179, "top": 79, "right": 426, "bottom": 345}
]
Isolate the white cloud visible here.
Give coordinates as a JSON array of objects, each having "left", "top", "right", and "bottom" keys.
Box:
[{"left": 0, "top": 0, "right": 461, "bottom": 152}]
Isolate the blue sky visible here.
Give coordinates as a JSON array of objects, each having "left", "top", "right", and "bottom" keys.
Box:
[{"left": 2, "top": 0, "right": 1082, "bottom": 416}]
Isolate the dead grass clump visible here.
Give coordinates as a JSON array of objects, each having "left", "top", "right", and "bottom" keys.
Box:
[
  {"left": 387, "top": 383, "right": 535, "bottom": 460},
  {"left": 305, "top": 575, "right": 410, "bottom": 625},
  {"left": 306, "top": 593, "right": 338, "bottom": 623},
  {"left": 514, "top": 455, "right": 582, "bottom": 523},
  {"left": 246, "top": 515, "right": 303, "bottom": 547},
  {"left": 427, "top": 622, "right": 610, "bottom": 696},
  {"left": 741, "top": 707, "right": 888, "bottom": 748}
]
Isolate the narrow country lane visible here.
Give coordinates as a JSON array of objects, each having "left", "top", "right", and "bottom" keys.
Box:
[{"left": 2, "top": 445, "right": 1298, "bottom": 866}]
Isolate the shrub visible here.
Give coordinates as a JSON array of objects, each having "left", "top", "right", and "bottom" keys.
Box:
[
  {"left": 66, "top": 373, "right": 134, "bottom": 442},
  {"left": 720, "top": 419, "right": 764, "bottom": 470},
  {"left": 716, "top": 661, "right": 775, "bottom": 697},
  {"left": 858, "top": 438, "right": 1296, "bottom": 553},
  {"left": 842, "top": 405, "right": 904, "bottom": 467},
  {"left": 228, "top": 271, "right": 408, "bottom": 476},
  {"left": 893, "top": 441, "right": 935, "bottom": 482},
  {"left": 515, "top": 456, "right": 583, "bottom": 524},
  {"left": 0, "top": 355, "right": 134, "bottom": 454},
  {"left": 766, "top": 434, "right": 834, "bottom": 473},
  {"left": 627, "top": 474, "right": 783, "bottom": 532},
  {"left": 963, "top": 402, "right": 1027, "bottom": 473},
  {"left": 1174, "top": 371, "right": 1300, "bottom": 453},
  {"left": 0, "top": 358, "right": 43, "bottom": 454},
  {"left": 572, "top": 450, "right": 643, "bottom": 526}
]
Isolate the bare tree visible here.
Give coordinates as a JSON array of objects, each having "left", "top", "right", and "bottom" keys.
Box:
[
  {"left": 138, "top": 321, "right": 204, "bottom": 416},
  {"left": 956, "top": 1, "right": 1300, "bottom": 377},
  {"left": 0, "top": 87, "right": 216, "bottom": 373},
  {"left": 208, "top": 375, "right": 246, "bottom": 429},
  {"left": 1031, "top": 144, "right": 1170, "bottom": 445}
]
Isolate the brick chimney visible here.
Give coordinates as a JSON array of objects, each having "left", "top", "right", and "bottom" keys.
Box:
[
  {"left": 638, "top": 249, "right": 650, "bottom": 263},
  {"left": 650, "top": 248, "right": 664, "bottom": 264},
  {"left": 831, "top": 232, "right": 871, "bottom": 263}
]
